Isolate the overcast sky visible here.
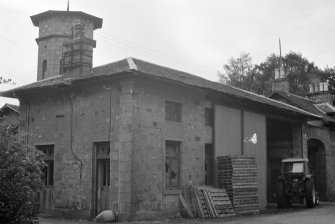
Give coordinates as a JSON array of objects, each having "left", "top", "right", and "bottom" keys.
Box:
[{"left": 1, "top": 0, "right": 335, "bottom": 107}]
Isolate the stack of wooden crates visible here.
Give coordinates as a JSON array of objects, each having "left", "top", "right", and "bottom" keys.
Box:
[{"left": 217, "top": 155, "right": 259, "bottom": 214}]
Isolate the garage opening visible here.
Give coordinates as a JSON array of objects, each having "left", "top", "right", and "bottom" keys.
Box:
[
  {"left": 266, "top": 118, "right": 293, "bottom": 203},
  {"left": 308, "top": 138, "right": 327, "bottom": 201}
]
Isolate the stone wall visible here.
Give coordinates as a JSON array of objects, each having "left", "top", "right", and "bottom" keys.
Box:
[
  {"left": 19, "top": 79, "right": 123, "bottom": 219},
  {"left": 130, "top": 77, "right": 212, "bottom": 218}
]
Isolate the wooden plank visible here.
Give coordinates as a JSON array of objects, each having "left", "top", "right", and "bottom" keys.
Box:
[
  {"left": 193, "top": 186, "right": 205, "bottom": 219},
  {"left": 179, "top": 195, "right": 194, "bottom": 218},
  {"left": 203, "top": 188, "right": 218, "bottom": 217}
]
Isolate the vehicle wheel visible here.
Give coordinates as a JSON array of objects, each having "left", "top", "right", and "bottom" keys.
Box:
[
  {"left": 276, "top": 182, "right": 290, "bottom": 208},
  {"left": 305, "top": 179, "right": 316, "bottom": 208}
]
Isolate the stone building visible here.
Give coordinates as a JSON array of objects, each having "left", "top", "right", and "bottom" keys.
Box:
[
  {"left": 0, "top": 9, "right": 325, "bottom": 220},
  {"left": 270, "top": 71, "right": 335, "bottom": 202}
]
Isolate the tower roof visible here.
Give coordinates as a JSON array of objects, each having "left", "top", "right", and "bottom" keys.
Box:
[{"left": 31, "top": 10, "right": 103, "bottom": 29}]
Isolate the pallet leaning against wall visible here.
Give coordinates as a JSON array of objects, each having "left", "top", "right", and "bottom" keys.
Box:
[{"left": 181, "top": 185, "right": 235, "bottom": 219}]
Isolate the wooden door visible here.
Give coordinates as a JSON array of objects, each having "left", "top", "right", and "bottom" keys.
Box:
[
  {"left": 243, "top": 111, "right": 267, "bottom": 209},
  {"left": 96, "top": 142, "right": 111, "bottom": 213},
  {"left": 37, "top": 145, "right": 54, "bottom": 214}
]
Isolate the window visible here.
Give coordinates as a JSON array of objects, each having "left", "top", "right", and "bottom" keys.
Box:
[
  {"left": 36, "top": 145, "right": 54, "bottom": 186},
  {"left": 165, "top": 101, "right": 182, "bottom": 122},
  {"left": 205, "top": 108, "right": 213, "bottom": 126},
  {"left": 42, "top": 60, "right": 47, "bottom": 79},
  {"left": 165, "top": 141, "right": 180, "bottom": 188}
]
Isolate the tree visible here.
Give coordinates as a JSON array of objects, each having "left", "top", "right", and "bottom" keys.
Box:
[
  {"left": 218, "top": 52, "right": 253, "bottom": 89},
  {"left": 0, "top": 77, "right": 16, "bottom": 85},
  {"left": 246, "top": 54, "right": 281, "bottom": 95},
  {"left": 218, "top": 51, "right": 323, "bottom": 96},
  {"left": 0, "top": 127, "right": 45, "bottom": 223},
  {"left": 283, "top": 52, "right": 320, "bottom": 96}
]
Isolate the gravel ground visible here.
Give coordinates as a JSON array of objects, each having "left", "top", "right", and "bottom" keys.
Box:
[{"left": 39, "top": 202, "right": 335, "bottom": 224}]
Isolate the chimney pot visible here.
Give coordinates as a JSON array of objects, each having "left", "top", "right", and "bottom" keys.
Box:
[
  {"left": 324, "top": 82, "right": 329, "bottom": 91},
  {"left": 319, "top": 83, "right": 324, "bottom": 92},
  {"left": 309, "top": 84, "right": 314, "bottom": 93}
]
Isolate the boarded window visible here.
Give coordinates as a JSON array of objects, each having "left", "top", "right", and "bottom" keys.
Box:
[
  {"left": 165, "top": 101, "right": 182, "bottom": 122},
  {"left": 165, "top": 141, "right": 180, "bottom": 188},
  {"left": 42, "top": 60, "right": 47, "bottom": 79},
  {"left": 36, "top": 145, "right": 54, "bottom": 186},
  {"left": 205, "top": 108, "right": 213, "bottom": 126}
]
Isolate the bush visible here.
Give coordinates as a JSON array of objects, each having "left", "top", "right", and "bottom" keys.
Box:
[{"left": 0, "top": 127, "right": 45, "bottom": 223}]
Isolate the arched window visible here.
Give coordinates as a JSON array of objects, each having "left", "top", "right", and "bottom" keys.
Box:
[{"left": 42, "top": 60, "right": 47, "bottom": 79}]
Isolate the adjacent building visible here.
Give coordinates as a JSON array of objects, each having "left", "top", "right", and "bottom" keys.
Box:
[
  {"left": 0, "top": 103, "right": 19, "bottom": 129},
  {"left": 270, "top": 73, "right": 335, "bottom": 202}
]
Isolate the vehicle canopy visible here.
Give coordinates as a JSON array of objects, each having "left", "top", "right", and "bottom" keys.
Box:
[{"left": 282, "top": 158, "right": 308, "bottom": 163}]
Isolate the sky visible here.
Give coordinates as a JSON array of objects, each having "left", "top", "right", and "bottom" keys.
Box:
[{"left": 1, "top": 0, "right": 335, "bottom": 107}]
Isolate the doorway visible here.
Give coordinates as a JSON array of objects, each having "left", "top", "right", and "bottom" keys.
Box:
[
  {"left": 94, "top": 142, "right": 111, "bottom": 214},
  {"left": 205, "top": 143, "right": 214, "bottom": 186},
  {"left": 36, "top": 144, "right": 54, "bottom": 214},
  {"left": 308, "top": 139, "right": 327, "bottom": 200}
]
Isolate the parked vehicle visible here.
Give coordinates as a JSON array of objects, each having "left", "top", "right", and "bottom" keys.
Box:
[{"left": 276, "top": 158, "right": 319, "bottom": 208}]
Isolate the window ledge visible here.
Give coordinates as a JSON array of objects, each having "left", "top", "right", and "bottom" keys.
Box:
[{"left": 163, "top": 188, "right": 182, "bottom": 195}]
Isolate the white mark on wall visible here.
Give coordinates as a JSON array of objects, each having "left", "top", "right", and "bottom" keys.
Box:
[{"left": 244, "top": 133, "right": 257, "bottom": 144}]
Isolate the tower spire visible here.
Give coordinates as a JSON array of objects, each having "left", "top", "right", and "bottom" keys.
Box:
[
  {"left": 67, "top": 0, "right": 69, "bottom": 11},
  {"left": 279, "top": 38, "right": 282, "bottom": 66}
]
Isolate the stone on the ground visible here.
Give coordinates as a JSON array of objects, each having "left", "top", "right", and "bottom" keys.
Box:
[{"left": 96, "top": 210, "right": 115, "bottom": 222}]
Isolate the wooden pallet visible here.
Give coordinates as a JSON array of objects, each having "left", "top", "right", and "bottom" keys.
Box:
[
  {"left": 216, "top": 155, "right": 260, "bottom": 215},
  {"left": 181, "top": 185, "right": 235, "bottom": 219}
]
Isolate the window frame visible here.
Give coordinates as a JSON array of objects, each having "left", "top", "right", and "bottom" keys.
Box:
[
  {"left": 165, "top": 100, "right": 182, "bottom": 122},
  {"left": 36, "top": 144, "right": 54, "bottom": 186}
]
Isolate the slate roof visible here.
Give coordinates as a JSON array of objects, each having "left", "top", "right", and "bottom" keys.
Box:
[
  {"left": 0, "top": 57, "right": 321, "bottom": 119},
  {"left": 314, "top": 103, "right": 335, "bottom": 115},
  {"left": 269, "top": 91, "right": 335, "bottom": 123}
]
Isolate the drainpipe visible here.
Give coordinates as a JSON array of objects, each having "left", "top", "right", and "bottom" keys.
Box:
[{"left": 70, "top": 99, "right": 83, "bottom": 180}]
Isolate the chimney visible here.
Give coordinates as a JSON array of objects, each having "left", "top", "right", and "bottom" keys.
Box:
[
  {"left": 308, "top": 81, "right": 334, "bottom": 105},
  {"left": 271, "top": 67, "right": 289, "bottom": 93}
]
